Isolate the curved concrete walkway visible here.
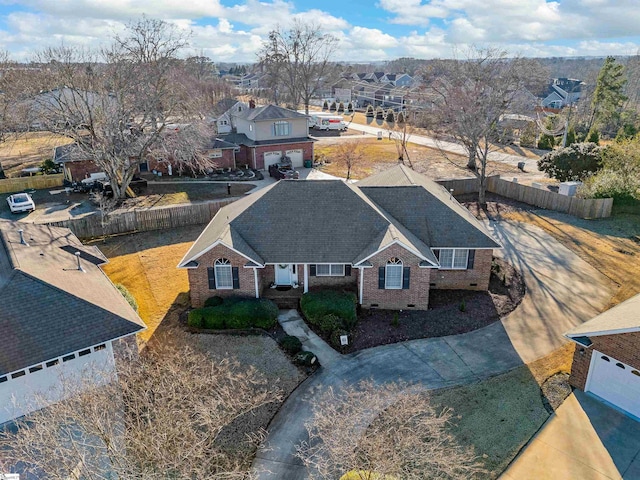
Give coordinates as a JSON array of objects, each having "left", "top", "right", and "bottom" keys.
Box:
[{"left": 253, "top": 220, "right": 614, "bottom": 479}]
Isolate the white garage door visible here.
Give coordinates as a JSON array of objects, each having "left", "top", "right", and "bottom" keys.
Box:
[
  {"left": 586, "top": 350, "right": 640, "bottom": 418},
  {"left": 286, "top": 149, "right": 304, "bottom": 168},
  {"left": 263, "top": 151, "right": 282, "bottom": 170}
]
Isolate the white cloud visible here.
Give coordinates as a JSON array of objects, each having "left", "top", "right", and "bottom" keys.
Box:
[{"left": 349, "top": 26, "right": 399, "bottom": 49}]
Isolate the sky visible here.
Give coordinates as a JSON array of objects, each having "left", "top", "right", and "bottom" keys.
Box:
[{"left": 1, "top": 0, "right": 639, "bottom": 63}]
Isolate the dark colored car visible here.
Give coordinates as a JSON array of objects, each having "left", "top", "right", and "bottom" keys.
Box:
[{"left": 269, "top": 163, "right": 299, "bottom": 180}]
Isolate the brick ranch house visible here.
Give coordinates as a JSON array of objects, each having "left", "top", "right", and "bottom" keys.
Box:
[
  {"left": 179, "top": 165, "right": 501, "bottom": 310},
  {"left": 0, "top": 220, "right": 145, "bottom": 425},
  {"left": 566, "top": 293, "right": 640, "bottom": 419}
]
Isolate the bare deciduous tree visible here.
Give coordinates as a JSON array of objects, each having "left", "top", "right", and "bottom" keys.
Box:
[
  {"left": 28, "top": 17, "right": 215, "bottom": 198},
  {"left": 334, "top": 140, "right": 366, "bottom": 180},
  {"left": 297, "top": 381, "right": 483, "bottom": 480},
  {"left": 0, "top": 338, "right": 281, "bottom": 479},
  {"left": 258, "top": 21, "right": 339, "bottom": 114},
  {"left": 422, "top": 47, "right": 547, "bottom": 203},
  {"left": 149, "top": 122, "right": 218, "bottom": 176},
  {"left": 390, "top": 116, "right": 415, "bottom": 169}
]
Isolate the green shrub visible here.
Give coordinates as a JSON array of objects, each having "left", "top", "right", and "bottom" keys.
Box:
[
  {"left": 537, "top": 142, "right": 603, "bottom": 182},
  {"left": 537, "top": 134, "right": 555, "bottom": 150},
  {"left": 204, "top": 296, "right": 224, "bottom": 307},
  {"left": 365, "top": 105, "right": 374, "bottom": 117},
  {"left": 587, "top": 129, "right": 600, "bottom": 144},
  {"left": 295, "top": 350, "right": 318, "bottom": 367},
  {"left": 188, "top": 298, "right": 278, "bottom": 330},
  {"left": 300, "top": 290, "right": 357, "bottom": 329},
  {"left": 391, "top": 312, "right": 399, "bottom": 327},
  {"left": 115, "top": 284, "right": 138, "bottom": 312},
  {"left": 459, "top": 299, "right": 466, "bottom": 312},
  {"left": 280, "top": 335, "right": 303, "bottom": 355},
  {"left": 319, "top": 314, "right": 342, "bottom": 333}
]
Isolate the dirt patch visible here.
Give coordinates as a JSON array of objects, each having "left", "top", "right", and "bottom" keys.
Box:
[
  {"left": 119, "top": 182, "right": 254, "bottom": 209},
  {"left": 458, "top": 192, "right": 537, "bottom": 221},
  {"left": 504, "top": 210, "right": 640, "bottom": 308},
  {"left": 541, "top": 372, "right": 572, "bottom": 413},
  {"left": 344, "top": 258, "right": 524, "bottom": 352}
]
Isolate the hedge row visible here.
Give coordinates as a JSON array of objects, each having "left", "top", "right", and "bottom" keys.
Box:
[
  {"left": 188, "top": 297, "right": 278, "bottom": 330},
  {"left": 300, "top": 291, "right": 357, "bottom": 348}
]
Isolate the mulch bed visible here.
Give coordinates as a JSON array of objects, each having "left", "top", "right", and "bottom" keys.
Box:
[
  {"left": 457, "top": 192, "right": 536, "bottom": 221},
  {"left": 345, "top": 257, "right": 525, "bottom": 352}
]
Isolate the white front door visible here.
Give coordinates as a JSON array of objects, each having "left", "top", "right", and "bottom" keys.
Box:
[
  {"left": 586, "top": 350, "right": 640, "bottom": 418},
  {"left": 275, "top": 264, "right": 292, "bottom": 285}
]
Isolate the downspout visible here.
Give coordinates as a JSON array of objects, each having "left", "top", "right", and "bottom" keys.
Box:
[
  {"left": 253, "top": 268, "right": 259, "bottom": 298},
  {"left": 358, "top": 267, "right": 364, "bottom": 305},
  {"left": 304, "top": 264, "right": 309, "bottom": 294}
]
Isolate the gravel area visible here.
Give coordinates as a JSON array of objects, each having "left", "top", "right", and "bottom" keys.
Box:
[
  {"left": 346, "top": 258, "right": 525, "bottom": 352},
  {"left": 541, "top": 372, "right": 572, "bottom": 413}
]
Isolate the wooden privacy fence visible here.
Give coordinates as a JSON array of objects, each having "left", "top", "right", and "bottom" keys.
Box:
[
  {"left": 0, "top": 174, "right": 64, "bottom": 194},
  {"left": 487, "top": 176, "right": 613, "bottom": 219},
  {"left": 436, "top": 176, "right": 498, "bottom": 196},
  {"left": 43, "top": 199, "right": 234, "bottom": 240}
]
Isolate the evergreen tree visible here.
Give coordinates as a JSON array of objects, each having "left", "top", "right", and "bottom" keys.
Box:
[{"left": 590, "top": 57, "right": 627, "bottom": 134}]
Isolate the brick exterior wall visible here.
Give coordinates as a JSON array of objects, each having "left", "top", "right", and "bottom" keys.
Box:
[
  {"left": 431, "top": 249, "right": 493, "bottom": 291},
  {"left": 188, "top": 244, "right": 261, "bottom": 307},
  {"left": 361, "top": 244, "right": 431, "bottom": 310},
  {"left": 253, "top": 141, "right": 314, "bottom": 170},
  {"left": 64, "top": 160, "right": 102, "bottom": 182},
  {"left": 308, "top": 268, "right": 358, "bottom": 289},
  {"left": 146, "top": 148, "right": 236, "bottom": 175},
  {"left": 569, "top": 332, "right": 640, "bottom": 390}
]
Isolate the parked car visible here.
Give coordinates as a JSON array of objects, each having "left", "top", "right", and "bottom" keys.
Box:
[
  {"left": 7, "top": 193, "right": 35, "bottom": 213},
  {"left": 269, "top": 163, "right": 299, "bottom": 180}
]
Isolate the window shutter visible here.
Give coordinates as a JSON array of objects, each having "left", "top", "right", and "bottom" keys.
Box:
[
  {"left": 345, "top": 265, "right": 352, "bottom": 276},
  {"left": 232, "top": 267, "right": 240, "bottom": 289},
  {"left": 208, "top": 267, "right": 216, "bottom": 289},
  {"left": 378, "top": 267, "right": 385, "bottom": 289},
  {"left": 433, "top": 249, "right": 440, "bottom": 260},
  {"left": 310, "top": 264, "right": 316, "bottom": 276},
  {"left": 467, "top": 250, "right": 475, "bottom": 269},
  {"left": 402, "top": 267, "right": 410, "bottom": 289}
]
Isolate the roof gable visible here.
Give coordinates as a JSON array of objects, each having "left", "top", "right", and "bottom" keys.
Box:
[
  {"left": 566, "top": 294, "right": 640, "bottom": 338},
  {"left": 233, "top": 104, "right": 308, "bottom": 122}
]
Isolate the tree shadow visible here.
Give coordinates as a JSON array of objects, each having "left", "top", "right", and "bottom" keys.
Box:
[{"left": 88, "top": 225, "right": 204, "bottom": 257}]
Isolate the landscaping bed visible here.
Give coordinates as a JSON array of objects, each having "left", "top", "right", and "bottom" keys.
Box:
[{"left": 351, "top": 258, "right": 523, "bottom": 352}]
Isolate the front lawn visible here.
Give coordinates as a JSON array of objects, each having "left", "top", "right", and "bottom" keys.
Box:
[{"left": 431, "top": 366, "right": 550, "bottom": 478}]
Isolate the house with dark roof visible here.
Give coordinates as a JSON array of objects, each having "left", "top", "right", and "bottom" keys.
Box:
[
  {"left": 221, "top": 104, "right": 314, "bottom": 170},
  {"left": 179, "top": 165, "right": 501, "bottom": 310},
  {"left": 565, "top": 293, "right": 640, "bottom": 419},
  {"left": 0, "top": 220, "right": 145, "bottom": 425},
  {"left": 541, "top": 78, "right": 584, "bottom": 109}
]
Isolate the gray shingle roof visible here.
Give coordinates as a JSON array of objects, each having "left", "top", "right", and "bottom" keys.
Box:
[
  {"left": 220, "top": 132, "right": 314, "bottom": 147},
  {"left": 53, "top": 143, "right": 86, "bottom": 164},
  {"left": 566, "top": 294, "right": 640, "bottom": 338},
  {"left": 0, "top": 221, "right": 145, "bottom": 376},
  {"left": 179, "top": 165, "right": 500, "bottom": 268},
  {"left": 233, "top": 105, "right": 308, "bottom": 122}
]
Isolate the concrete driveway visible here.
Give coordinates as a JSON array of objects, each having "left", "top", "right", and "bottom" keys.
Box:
[
  {"left": 253, "top": 220, "right": 614, "bottom": 479},
  {"left": 503, "top": 391, "right": 640, "bottom": 479}
]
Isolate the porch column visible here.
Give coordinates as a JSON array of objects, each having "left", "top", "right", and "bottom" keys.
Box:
[
  {"left": 303, "top": 264, "right": 309, "bottom": 293},
  {"left": 253, "top": 268, "right": 259, "bottom": 298},
  {"left": 358, "top": 267, "right": 364, "bottom": 305}
]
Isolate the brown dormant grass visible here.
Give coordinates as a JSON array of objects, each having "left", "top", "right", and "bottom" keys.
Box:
[{"left": 0, "top": 132, "right": 73, "bottom": 176}]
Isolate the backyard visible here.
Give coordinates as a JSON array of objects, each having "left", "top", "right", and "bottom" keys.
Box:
[{"left": 0, "top": 132, "right": 73, "bottom": 177}]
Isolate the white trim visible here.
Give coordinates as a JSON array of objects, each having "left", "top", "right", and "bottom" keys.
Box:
[
  {"left": 584, "top": 349, "right": 601, "bottom": 394},
  {"left": 358, "top": 267, "right": 364, "bottom": 304},
  {"left": 304, "top": 264, "right": 309, "bottom": 293},
  {"left": 567, "top": 327, "right": 640, "bottom": 339},
  {"left": 214, "top": 259, "right": 233, "bottom": 290},
  {"left": 0, "top": 335, "right": 136, "bottom": 382},
  {"left": 384, "top": 258, "right": 403, "bottom": 290},
  {"left": 355, "top": 239, "right": 436, "bottom": 267},
  {"left": 178, "top": 238, "right": 263, "bottom": 269},
  {"left": 315, "top": 264, "right": 345, "bottom": 276}
]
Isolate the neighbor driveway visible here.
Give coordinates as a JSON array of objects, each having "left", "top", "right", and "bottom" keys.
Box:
[
  {"left": 253, "top": 220, "right": 614, "bottom": 479},
  {"left": 503, "top": 391, "right": 640, "bottom": 480}
]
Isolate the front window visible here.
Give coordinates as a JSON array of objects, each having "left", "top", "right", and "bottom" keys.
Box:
[
  {"left": 215, "top": 258, "right": 233, "bottom": 289},
  {"left": 273, "top": 121, "right": 290, "bottom": 136},
  {"left": 438, "top": 249, "right": 469, "bottom": 269},
  {"left": 316, "top": 264, "right": 345, "bottom": 276},
  {"left": 385, "top": 258, "right": 403, "bottom": 289}
]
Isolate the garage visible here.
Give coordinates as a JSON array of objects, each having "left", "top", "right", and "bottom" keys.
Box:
[
  {"left": 263, "top": 151, "right": 282, "bottom": 170},
  {"left": 566, "top": 293, "right": 640, "bottom": 419},
  {"left": 585, "top": 351, "right": 640, "bottom": 418},
  {"left": 285, "top": 149, "right": 304, "bottom": 168}
]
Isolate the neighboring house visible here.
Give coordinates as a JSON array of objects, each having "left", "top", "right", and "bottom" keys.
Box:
[
  {"left": 565, "top": 293, "right": 640, "bottom": 419},
  {"left": 0, "top": 220, "right": 145, "bottom": 425},
  {"left": 215, "top": 100, "right": 248, "bottom": 134},
  {"left": 146, "top": 137, "right": 240, "bottom": 174},
  {"left": 179, "top": 165, "right": 501, "bottom": 310},
  {"left": 53, "top": 143, "right": 100, "bottom": 182},
  {"left": 221, "top": 104, "right": 314, "bottom": 170},
  {"left": 541, "top": 78, "right": 584, "bottom": 109},
  {"left": 382, "top": 73, "right": 413, "bottom": 88}
]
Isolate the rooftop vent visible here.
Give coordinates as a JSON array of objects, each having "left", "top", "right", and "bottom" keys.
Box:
[
  {"left": 18, "top": 229, "right": 29, "bottom": 246},
  {"left": 75, "top": 251, "right": 84, "bottom": 272}
]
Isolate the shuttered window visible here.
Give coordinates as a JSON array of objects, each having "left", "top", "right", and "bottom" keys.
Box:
[
  {"left": 385, "top": 258, "right": 403, "bottom": 289},
  {"left": 214, "top": 258, "right": 233, "bottom": 289},
  {"left": 438, "top": 249, "right": 469, "bottom": 270},
  {"left": 315, "top": 264, "right": 346, "bottom": 276}
]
